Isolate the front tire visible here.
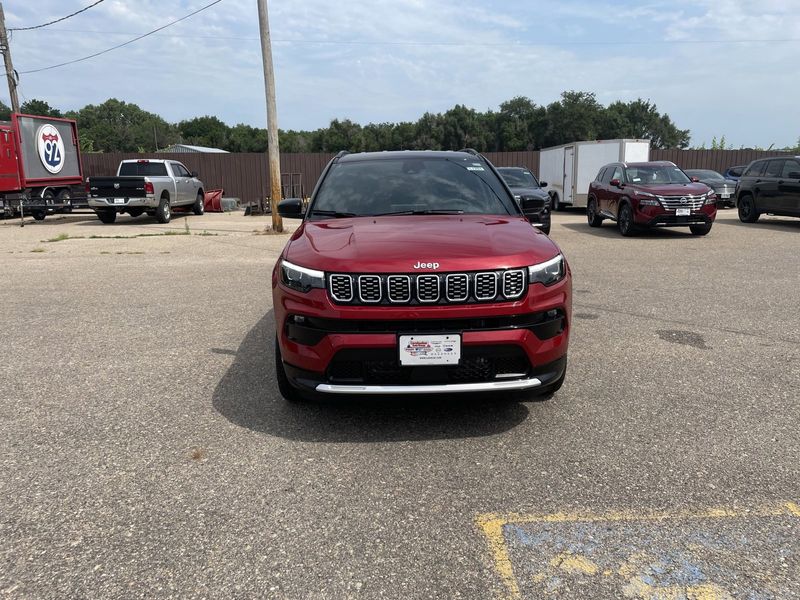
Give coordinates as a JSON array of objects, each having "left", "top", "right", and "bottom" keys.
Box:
[
  {"left": 155, "top": 196, "right": 171, "bottom": 223},
  {"left": 57, "top": 189, "right": 72, "bottom": 213},
  {"left": 552, "top": 194, "right": 561, "bottom": 212},
  {"left": 192, "top": 192, "right": 204, "bottom": 215},
  {"left": 690, "top": 223, "right": 712, "bottom": 236},
  {"left": 737, "top": 194, "right": 759, "bottom": 223},
  {"left": 275, "top": 337, "right": 303, "bottom": 402},
  {"left": 587, "top": 198, "right": 603, "bottom": 227},
  {"left": 618, "top": 202, "right": 636, "bottom": 236},
  {"left": 31, "top": 210, "right": 46, "bottom": 221},
  {"left": 97, "top": 210, "right": 116, "bottom": 224}
]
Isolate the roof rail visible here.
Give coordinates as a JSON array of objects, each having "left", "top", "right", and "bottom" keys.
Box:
[
  {"left": 334, "top": 150, "right": 350, "bottom": 159},
  {"left": 457, "top": 148, "right": 481, "bottom": 156}
]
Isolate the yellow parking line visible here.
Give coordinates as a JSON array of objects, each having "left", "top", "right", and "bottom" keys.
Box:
[{"left": 476, "top": 501, "right": 800, "bottom": 600}]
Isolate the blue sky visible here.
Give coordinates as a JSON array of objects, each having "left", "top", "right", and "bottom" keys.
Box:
[{"left": 5, "top": 0, "right": 799, "bottom": 148}]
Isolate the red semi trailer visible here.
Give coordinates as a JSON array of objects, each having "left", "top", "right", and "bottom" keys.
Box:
[{"left": 0, "top": 113, "right": 84, "bottom": 221}]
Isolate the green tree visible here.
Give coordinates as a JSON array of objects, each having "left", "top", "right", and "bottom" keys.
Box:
[
  {"left": 227, "top": 123, "right": 267, "bottom": 152},
  {"left": 20, "top": 99, "right": 62, "bottom": 118},
  {"left": 66, "top": 98, "right": 179, "bottom": 152},
  {"left": 601, "top": 99, "right": 690, "bottom": 149},
  {"left": 543, "top": 91, "right": 604, "bottom": 147},
  {"left": 495, "top": 96, "right": 547, "bottom": 150},
  {"left": 0, "top": 100, "right": 10, "bottom": 121},
  {"left": 178, "top": 115, "right": 230, "bottom": 149}
]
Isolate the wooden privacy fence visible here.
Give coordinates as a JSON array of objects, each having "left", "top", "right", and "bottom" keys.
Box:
[{"left": 81, "top": 149, "right": 794, "bottom": 205}]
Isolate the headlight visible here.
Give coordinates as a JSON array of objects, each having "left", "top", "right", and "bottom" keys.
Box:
[
  {"left": 280, "top": 259, "right": 325, "bottom": 293},
  {"left": 704, "top": 191, "right": 717, "bottom": 205},
  {"left": 635, "top": 190, "right": 660, "bottom": 206},
  {"left": 528, "top": 254, "right": 566, "bottom": 286}
]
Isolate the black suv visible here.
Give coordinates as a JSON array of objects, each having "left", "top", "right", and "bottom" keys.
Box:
[
  {"left": 736, "top": 156, "right": 800, "bottom": 222},
  {"left": 496, "top": 167, "right": 551, "bottom": 235}
]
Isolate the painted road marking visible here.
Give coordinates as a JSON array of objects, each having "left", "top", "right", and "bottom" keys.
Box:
[{"left": 477, "top": 502, "right": 800, "bottom": 599}]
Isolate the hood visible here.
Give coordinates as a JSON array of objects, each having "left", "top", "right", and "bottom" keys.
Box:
[
  {"left": 284, "top": 214, "right": 560, "bottom": 273},
  {"left": 706, "top": 179, "right": 737, "bottom": 190},
  {"left": 508, "top": 186, "right": 549, "bottom": 200},
  {"left": 629, "top": 182, "right": 711, "bottom": 196}
]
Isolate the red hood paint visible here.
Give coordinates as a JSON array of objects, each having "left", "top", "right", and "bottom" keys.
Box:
[
  {"left": 629, "top": 183, "right": 710, "bottom": 196},
  {"left": 284, "top": 214, "right": 561, "bottom": 273}
]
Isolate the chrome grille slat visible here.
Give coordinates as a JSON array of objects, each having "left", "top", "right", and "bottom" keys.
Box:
[
  {"left": 445, "top": 274, "right": 469, "bottom": 302},
  {"left": 417, "top": 275, "right": 440, "bottom": 303},
  {"left": 358, "top": 275, "right": 382, "bottom": 303},
  {"left": 502, "top": 269, "right": 525, "bottom": 299},
  {"left": 329, "top": 274, "right": 353, "bottom": 302},
  {"left": 474, "top": 272, "right": 498, "bottom": 301},
  {"left": 658, "top": 194, "right": 704, "bottom": 210},
  {"left": 387, "top": 275, "right": 411, "bottom": 303}
]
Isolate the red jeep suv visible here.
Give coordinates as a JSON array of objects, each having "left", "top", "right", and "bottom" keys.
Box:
[
  {"left": 587, "top": 161, "right": 717, "bottom": 236},
  {"left": 271, "top": 150, "right": 572, "bottom": 401}
]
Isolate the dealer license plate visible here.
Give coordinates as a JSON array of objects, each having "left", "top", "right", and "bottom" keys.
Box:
[
  {"left": 113, "top": 198, "right": 126, "bottom": 204},
  {"left": 721, "top": 193, "right": 730, "bottom": 199},
  {"left": 676, "top": 207, "right": 691, "bottom": 216},
  {"left": 399, "top": 334, "right": 461, "bottom": 366}
]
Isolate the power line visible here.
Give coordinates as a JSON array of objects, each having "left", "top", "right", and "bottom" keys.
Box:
[
  {"left": 16, "top": 27, "right": 800, "bottom": 46},
  {"left": 18, "top": 0, "right": 225, "bottom": 74},
  {"left": 8, "top": 0, "right": 106, "bottom": 32}
]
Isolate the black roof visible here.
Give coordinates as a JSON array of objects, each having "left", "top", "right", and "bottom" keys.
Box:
[{"left": 337, "top": 150, "right": 482, "bottom": 163}]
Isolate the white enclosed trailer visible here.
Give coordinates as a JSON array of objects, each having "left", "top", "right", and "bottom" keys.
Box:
[{"left": 539, "top": 139, "right": 650, "bottom": 210}]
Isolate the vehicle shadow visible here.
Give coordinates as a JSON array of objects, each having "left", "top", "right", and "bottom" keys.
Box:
[
  {"left": 212, "top": 311, "right": 531, "bottom": 443},
  {"left": 560, "top": 222, "right": 694, "bottom": 239},
  {"left": 720, "top": 218, "right": 800, "bottom": 233}
]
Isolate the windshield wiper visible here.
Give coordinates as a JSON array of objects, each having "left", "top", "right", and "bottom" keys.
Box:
[
  {"left": 310, "top": 210, "right": 359, "bottom": 218},
  {"left": 373, "top": 209, "right": 465, "bottom": 216}
]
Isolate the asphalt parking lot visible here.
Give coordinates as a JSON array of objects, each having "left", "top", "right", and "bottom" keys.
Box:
[{"left": 1, "top": 208, "right": 798, "bottom": 599}]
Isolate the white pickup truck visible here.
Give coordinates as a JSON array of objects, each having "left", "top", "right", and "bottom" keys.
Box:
[{"left": 87, "top": 159, "right": 205, "bottom": 224}]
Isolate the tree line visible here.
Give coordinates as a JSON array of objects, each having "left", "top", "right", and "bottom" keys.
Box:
[{"left": 2, "top": 92, "right": 791, "bottom": 154}]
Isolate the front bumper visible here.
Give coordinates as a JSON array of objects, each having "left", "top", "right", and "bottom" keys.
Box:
[
  {"left": 273, "top": 271, "right": 571, "bottom": 396},
  {"left": 89, "top": 196, "right": 157, "bottom": 210},
  {"left": 635, "top": 204, "right": 717, "bottom": 227}
]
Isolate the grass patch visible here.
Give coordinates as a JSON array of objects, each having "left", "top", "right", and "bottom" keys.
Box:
[
  {"left": 44, "top": 232, "right": 84, "bottom": 243},
  {"left": 115, "top": 251, "right": 145, "bottom": 255},
  {"left": 30, "top": 247, "right": 46, "bottom": 253},
  {"left": 87, "top": 230, "right": 190, "bottom": 240},
  {"left": 100, "top": 251, "right": 111, "bottom": 255},
  {"left": 196, "top": 230, "right": 218, "bottom": 236},
  {"left": 252, "top": 227, "right": 287, "bottom": 235}
]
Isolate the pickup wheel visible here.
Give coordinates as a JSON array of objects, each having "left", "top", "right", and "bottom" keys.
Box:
[
  {"left": 275, "top": 336, "right": 304, "bottom": 402},
  {"left": 57, "top": 189, "right": 72, "bottom": 213},
  {"left": 737, "top": 194, "right": 759, "bottom": 223},
  {"left": 690, "top": 223, "right": 712, "bottom": 236},
  {"left": 587, "top": 198, "right": 603, "bottom": 227},
  {"left": 192, "top": 192, "right": 204, "bottom": 215},
  {"left": 552, "top": 193, "right": 561, "bottom": 212},
  {"left": 96, "top": 210, "right": 116, "bottom": 224},
  {"left": 155, "top": 195, "right": 171, "bottom": 224},
  {"left": 31, "top": 210, "right": 46, "bottom": 221},
  {"left": 618, "top": 202, "right": 636, "bottom": 236}
]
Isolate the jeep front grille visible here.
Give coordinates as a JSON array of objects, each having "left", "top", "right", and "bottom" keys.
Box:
[{"left": 327, "top": 269, "right": 529, "bottom": 306}]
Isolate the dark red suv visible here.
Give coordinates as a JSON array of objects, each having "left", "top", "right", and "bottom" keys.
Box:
[
  {"left": 587, "top": 161, "right": 717, "bottom": 236},
  {"left": 272, "top": 150, "right": 571, "bottom": 401}
]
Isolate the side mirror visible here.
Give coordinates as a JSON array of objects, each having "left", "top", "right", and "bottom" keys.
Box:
[
  {"left": 690, "top": 176, "right": 699, "bottom": 182},
  {"left": 539, "top": 181, "right": 548, "bottom": 188},
  {"left": 610, "top": 178, "right": 622, "bottom": 188},
  {"left": 191, "top": 171, "right": 199, "bottom": 178},
  {"left": 277, "top": 197, "right": 305, "bottom": 218}
]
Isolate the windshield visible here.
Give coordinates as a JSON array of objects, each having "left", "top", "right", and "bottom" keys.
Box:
[
  {"left": 625, "top": 165, "right": 691, "bottom": 185},
  {"left": 499, "top": 169, "right": 540, "bottom": 188},
  {"left": 687, "top": 170, "right": 724, "bottom": 181},
  {"left": 310, "top": 157, "right": 517, "bottom": 218}
]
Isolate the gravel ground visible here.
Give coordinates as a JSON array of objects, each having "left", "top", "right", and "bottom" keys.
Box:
[{"left": 1, "top": 208, "right": 798, "bottom": 599}]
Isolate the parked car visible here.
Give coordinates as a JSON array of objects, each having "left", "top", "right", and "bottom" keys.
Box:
[
  {"left": 723, "top": 165, "right": 746, "bottom": 180},
  {"left": 735, "top": 156, "right": 800, "bottom": 223},
  {"left": 272, "top": 150, "right": 571, "bottom": 402},
  {"left": 87, "top": 159, "right": 205, "bottom": 224},
  {"left": 586, "top": 161, "right": 717, "bottom": 236},
  {"left": 496, "top": 166, "right": 552, "bottom": 234},
  {"left": 684, "top": 169, "right": 738, "bottom": 207}
]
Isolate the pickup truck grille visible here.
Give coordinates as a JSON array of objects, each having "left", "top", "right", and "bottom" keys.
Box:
[
  {"left": 327, "top": 269, "right": 529, "bottom": 306},
  {"left": 658, "top": 195, "right": 704, "bottom": 210}
]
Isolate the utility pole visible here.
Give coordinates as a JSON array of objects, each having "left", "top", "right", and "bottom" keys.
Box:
[
  {"left": 257, "top": 0, "right": 283, "bottom": 232},
  {"left": 0, "top": 3, "right": 19, "bottom": 113}
]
